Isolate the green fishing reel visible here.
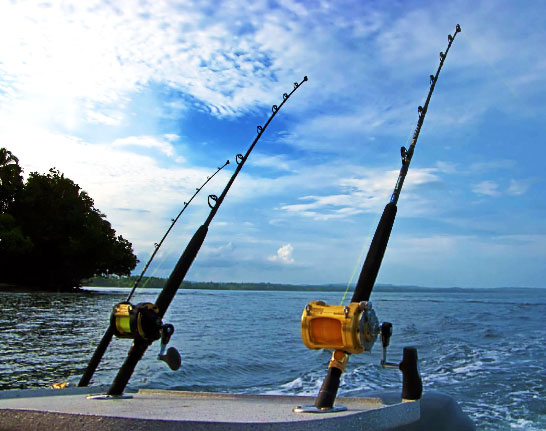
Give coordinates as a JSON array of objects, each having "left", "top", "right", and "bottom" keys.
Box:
[{"left": 111, "top": 302, "right": 181, "bottom": 371}]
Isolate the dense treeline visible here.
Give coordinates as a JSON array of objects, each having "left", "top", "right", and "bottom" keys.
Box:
[
  {"left": 0, "top": 148, "right": 138, "bottom": 291},
  {"left": 87, "top": 276, "right": 487, "bottom": 293},
  {"left": 86, "top": 275, "right": 348, "bottom": 291}
]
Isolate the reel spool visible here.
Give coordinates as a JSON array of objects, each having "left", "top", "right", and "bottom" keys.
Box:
[
  {"left": 111, "top": 302, "right": 162, "bottom": 341},
  {"left": 110, "top": 302, "right": 181, "bottom": 370},
  {"left": 300, "top": 301, "right": 380, "bottom": 354}
]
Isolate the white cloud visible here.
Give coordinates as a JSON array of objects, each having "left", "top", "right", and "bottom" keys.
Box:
[
  {"left": 112, "top": 135, "right": 184, "bottom": 161},
  {"left": 1, "top": 123, "right": 228, "bottom": 255},
  {"left": 280, "top": 167, "right": 441, "bottom": 220},
  {"left": 268, "top": 243, "right": 295, "bottom": 264},
  {"left": 506, "top": 178, "right": 532, "bottom": 196},
  {"left": 0, "top": 0, "right": 542, "bottom": 137},
  {"left": 472, "top": 178, "right": 533, "bottom": 197},
  {"left": 472, "top": 180, "right": 500, "bottom": 197},
  {"left": 249, "top": 153, "right": 295, "bottom": 172}
]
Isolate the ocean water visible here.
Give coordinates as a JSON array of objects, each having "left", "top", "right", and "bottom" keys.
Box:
[{"left": 0, "top": 287, "right": 544, "bottom": 430}]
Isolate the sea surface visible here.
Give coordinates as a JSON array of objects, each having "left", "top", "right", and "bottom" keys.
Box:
[{"left": 0, "top": 287, "right": 544, "bottom": 430}]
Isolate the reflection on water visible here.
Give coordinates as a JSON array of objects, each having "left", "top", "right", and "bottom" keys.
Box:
[
  {"left": 0, "top": 288, "right": 321, "bottom": 391},
  {"left": 0, "top": 291, "right": 125, "bottom": 389}
]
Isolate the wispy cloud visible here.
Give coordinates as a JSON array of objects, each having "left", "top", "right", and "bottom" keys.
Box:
[
  {"left": 472, "top": 178, "right": 534, "bottom": 197},
  {"left": 281, "top": 167, "right": 441, "bottom": 220},
  {"left": 506, "top": 178, "right": 533, "bottom": 196},
  {"left": 473, "top": 180, "right": 500, "bottom": 197},
  {"left": 112, "top": 135, "right": 184, "bottom": 161}
]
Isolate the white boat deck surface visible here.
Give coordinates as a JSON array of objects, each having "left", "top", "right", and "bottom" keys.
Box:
[{"left": 0, "top": 386, "right": 419, "bottom": 430}]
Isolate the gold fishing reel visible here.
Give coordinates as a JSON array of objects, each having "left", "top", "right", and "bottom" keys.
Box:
[
  {"left": 300, "top": 300, "right": 380, "bottom": 354},
  {"left": 110, "top": 301, "right": 181, "bottom": 371},
  {"left": 111, "top": 302, "right": 162, "bottom": 341}
]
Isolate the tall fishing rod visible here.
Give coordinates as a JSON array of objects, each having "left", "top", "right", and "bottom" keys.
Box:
[
  {"left": 90, "top": 76, "right": 308, "bottom": 397},
  {"left": 298, "top": 25, "right": 461, "bottom": 412},
  {"left": 78, "top": 160, "right": 229, "bottom": 387}
]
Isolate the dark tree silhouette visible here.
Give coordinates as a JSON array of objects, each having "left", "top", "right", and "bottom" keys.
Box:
[
  {"left": 0, "top": 148, "right": 24, "bottom": 212},
  {"left": 0, "top": 149, "right": 138, "bottom": 291}
]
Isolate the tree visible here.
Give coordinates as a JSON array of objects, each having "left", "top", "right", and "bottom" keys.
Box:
[
  {"left": 1, "top": 151, "right": 138, "bottom": 290},
  {"left": 0, "top": 148, "right": 24, "bottom": 213}
]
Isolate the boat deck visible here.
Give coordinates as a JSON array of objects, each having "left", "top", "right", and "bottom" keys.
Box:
[{"left": 0, "top": 386, "right": 419, "bottom": 430}]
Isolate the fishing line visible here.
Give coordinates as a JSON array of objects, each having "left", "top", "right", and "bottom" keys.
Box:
[
  {"left": 125, "top": 160, "right": 230, "bottom": 303},
  {"left": 340, "top": 239, "right": 368, "bottom": 305},
  {"left": 464, "top": 36, "right": 518, "bottom": 100}
]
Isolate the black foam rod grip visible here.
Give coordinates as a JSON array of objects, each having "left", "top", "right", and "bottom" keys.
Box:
[
  {"left": 155, "top": 224, "right": 208, "bottom": 317},
  {"left": 399, "top": 347, "right": 423, "bottom": 400},
  {"left": 352, "top": 202, "right": 397, "bottom": 303}
]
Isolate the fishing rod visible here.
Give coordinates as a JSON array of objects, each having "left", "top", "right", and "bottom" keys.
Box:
[
  {"left": 84, "top": 76, "right": 308, "bottom": 397},
  {"left": 79, "top": 160, "right": 229, "bottom": 387},
  {"left": 297, "top": 25, "right": 461, "bottom": 412}
]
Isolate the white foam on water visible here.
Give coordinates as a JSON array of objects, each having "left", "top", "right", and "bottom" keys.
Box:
[
  {"left": 509, "top": 418, "right": 539, "bottom": 430},
  {"left": 452, "top": 360, "right": 484, "bottom": 375},
  {"left": 262, "top": 373, "right": 323, "bottom": 397}
]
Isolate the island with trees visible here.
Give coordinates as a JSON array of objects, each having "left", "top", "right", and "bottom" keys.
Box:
[{"left": 0, "top": 148, "right": 138, "bottom": 291}]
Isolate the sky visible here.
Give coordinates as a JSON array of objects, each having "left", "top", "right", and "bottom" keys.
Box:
[{"left": 0, "top": 0, "right": 544, "bottom": 289}]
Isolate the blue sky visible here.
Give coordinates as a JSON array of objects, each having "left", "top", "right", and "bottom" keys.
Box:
[{"left": 0, "top": 0, "right": 544, "bottom": 288}]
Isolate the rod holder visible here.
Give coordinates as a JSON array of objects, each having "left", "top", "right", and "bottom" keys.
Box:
[{"left": 400, "top": 347, "right": 423, "bottom": 401}]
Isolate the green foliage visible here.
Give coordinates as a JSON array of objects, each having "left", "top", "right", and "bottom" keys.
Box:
[
  {"left": 0, "top": 149, "right": 138, "bottom": 290},
  {"left": 0, "top": 213, "right": 34, "bottom": 260}
]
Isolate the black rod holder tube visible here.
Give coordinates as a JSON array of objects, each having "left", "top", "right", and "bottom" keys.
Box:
[
  {"left": 102, "top": 76, "right": 307, "bottom": 395},
  {"left": 314, "top": 367, "right": 342, "bottom": 409},
  {"left": 313, "top": 25, "right": 460, "bottom": 410}
]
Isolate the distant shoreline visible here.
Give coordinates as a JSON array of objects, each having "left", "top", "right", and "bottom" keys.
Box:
[
  {"left": 0, "top": 283, "right": 83, "bottom": 293},
  {"left": 1, "top": 280, "right": 541, "bottom": 294},
  {"left": 84, "top": 280, "right": 540, "bottom": 293}
]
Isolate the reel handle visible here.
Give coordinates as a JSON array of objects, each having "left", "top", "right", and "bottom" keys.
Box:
[{"left": 158, "top": 324, "right": 181, "bottom": 371}]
